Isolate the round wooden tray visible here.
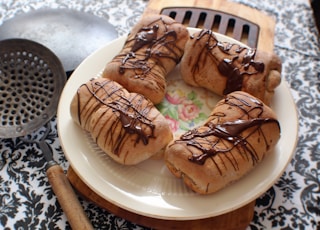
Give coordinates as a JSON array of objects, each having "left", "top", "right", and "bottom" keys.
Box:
[{"left": 67, "top": 167, "right": 255, "bottom": 230}]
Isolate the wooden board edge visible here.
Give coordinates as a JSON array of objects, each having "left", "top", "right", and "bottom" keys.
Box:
[
  {"left": 143, "top": 0, "right": 275, "bottom": 52},
  {"left": 67, "top": 166, "right": 255, "bottom": 230}
]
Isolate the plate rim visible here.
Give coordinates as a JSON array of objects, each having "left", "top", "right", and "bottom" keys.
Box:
[{"left": 57, "top": 27, "right": 298, "bottom": 220}]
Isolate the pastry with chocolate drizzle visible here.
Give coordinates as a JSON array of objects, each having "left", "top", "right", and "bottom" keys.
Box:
[
  {"left": 103, "top": 14, "right": 189, "bottom": 104},
  {"left": 70, "top": 78, "right": 173, "bottom": 165},
  {"left": 165, "top": 91, "right": 281, "bottom": 194},
  {"left": 180, "top": 29, "right": 282, "bottom": 105}
]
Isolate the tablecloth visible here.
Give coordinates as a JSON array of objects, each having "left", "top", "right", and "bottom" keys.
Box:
[{"left": 0, "top": 0, "right": 319, "bottom": 229}]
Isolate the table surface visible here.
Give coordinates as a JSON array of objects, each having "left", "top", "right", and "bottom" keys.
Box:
[{"left": 0, "top": 0, "right": 319, "bottom": 229}]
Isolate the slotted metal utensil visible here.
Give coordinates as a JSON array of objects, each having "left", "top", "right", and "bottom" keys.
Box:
[
  {"left": 0, "top": 39, "right": 65, "bottom": 138},
  {"left": 0, "top": 38, "right": 93, "bottom": 230},
  {"left": 160, "top": 7, "right": 259, "bottom": 48},
  {"left": 142, "top": 0, "right": 276, "bottom": 52}
]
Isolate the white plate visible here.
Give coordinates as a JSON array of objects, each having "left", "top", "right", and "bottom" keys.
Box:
[{"left": 57, "top": 28, "right": 298, "bottom": 220}]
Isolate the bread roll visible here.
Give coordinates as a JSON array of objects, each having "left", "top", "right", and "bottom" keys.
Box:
[
  {"left": 103, "top": 14, "right": 189, "bottom": 104},
  {"left": 180, "top": 29, "right": 282, "bottom": 105},
  {"left": 70, "top": 78, "right": 173, "bottom": 165},
  {"left": 70, "top": 78, "right": 126, "bottom": 131},
  {"left": 165, "top": 91, "right": 281, "bottom": 194}
]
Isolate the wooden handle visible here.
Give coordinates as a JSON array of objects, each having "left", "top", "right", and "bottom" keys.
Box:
[{"left": 46, "top": 164, "right": 94, "bottom": 230}]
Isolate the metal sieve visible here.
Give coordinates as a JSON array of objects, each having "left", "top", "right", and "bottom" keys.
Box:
[
  {"left": 0, "top": 38, "right": 93, "bottom": 229},
  {"left": 0, "top": 38, "right": 66, "bottom": 138}
]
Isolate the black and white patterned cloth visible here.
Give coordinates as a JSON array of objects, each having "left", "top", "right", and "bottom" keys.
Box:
[{"left": 0, "top": 0, "right": 319, "bottom": 229}]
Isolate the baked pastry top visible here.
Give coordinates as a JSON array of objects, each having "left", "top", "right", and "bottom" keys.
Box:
[
  {"left": 180, "top": 29, "right": 282, "bottom": 105},
  {"left": 103, "top": 14, "right": 189, "bottom": 104},
  {"left": 70, "top": 77, "right": 173, "bottom": 165},
  {"left": 165, "top": 91, "right": 281, "bottom": 194}
]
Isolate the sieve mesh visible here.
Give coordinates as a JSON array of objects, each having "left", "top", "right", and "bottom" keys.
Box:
[{"left": 0, "top": 39, "right": 66, "bottom": 138}]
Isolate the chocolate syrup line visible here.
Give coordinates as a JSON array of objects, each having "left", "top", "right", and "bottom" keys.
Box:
[
  {"left": 173, "top": 93, "right": 280, "bottom": 175},
  {"left": 121, "top": 31, "right": 181, "bottom": 65},
  {"left": 93, "top": 105, "right": 131, "bottom": 158},
  {"left": 192, "top": 29, "right": 265, "bottom": 94},
  {"left": 77, "top": 79, "right": 123, "bottom": 128},
  {"left": 131, "top": 25, "right": 159, "bottom": 52},
  {"left": 110, "top": 99, "right": 155, "bottom": 155},
  {"left": 109, "top": 98, "right": 155, "bottom": 142},
  {"left": 181, "top": 118, "right": 278, "bottom": 166},
  {"left": 77, "top": 79, "right": 156, "bottom": 156},
  {"left": 118, "top": 18, "right": 183, "bottom": 79},
  {"left": 223, "top": 94, "right": 264, "bottom": 119}
]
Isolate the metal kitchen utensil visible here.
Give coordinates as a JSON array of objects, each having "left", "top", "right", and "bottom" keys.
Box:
[
  {"left": 0, "top": 38, "right": 93, "bottom": 230},
  {"left": 0, "top": 39, "right": 65, "bottom": 138},
  {"left": 0, "top": 8, "right": 118, "bottom": 72},
  {"left": 143, "top": 0, "right": 276, "bottom": 52},
  {"left": 161, "top": 7, "right": 259, "bottom": 48}
]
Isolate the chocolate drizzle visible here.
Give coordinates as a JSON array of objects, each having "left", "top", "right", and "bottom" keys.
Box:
[
  {"left": 117, "top": 17, "right": 183, "bottom": 79},
  {"left": 193, "top": 29, "right": 265, "bottom": 94},
  {"left": 77, "top": 79, "right": 155, "bottom": 155},
  {"left": 131, "top": 25, "right": 159, "bottom": 52},
  {"left": 175, "top": 92, "right": 280, "bottom": 173},
  {"left": 181, "top": 118, "right": 278, "bottom": 166}
]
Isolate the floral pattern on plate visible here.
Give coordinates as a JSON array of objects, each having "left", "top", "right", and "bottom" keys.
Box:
[{"left": 156, "top": 67, "right": 219, "bottom": 136}]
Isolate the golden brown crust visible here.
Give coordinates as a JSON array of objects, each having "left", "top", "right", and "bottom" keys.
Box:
[
  {"left": 180, "top": 29, "right": 282, "bottom": 105},
  {"left": 102, "top": 14, "right": 189, "bottom": 104},
  {"left": 70, "top": 78, "right": 125, "bottom": 131},
  {"left": 70, "top": 78, "right": 173, "bottom": 165},
  {"left": 164, "top": 91, "right": 281, "bottom": 194}
]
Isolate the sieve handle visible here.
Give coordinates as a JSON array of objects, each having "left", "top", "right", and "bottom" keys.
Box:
[{"left": 46, "top": 164, "right": 94, "bottom": 230}]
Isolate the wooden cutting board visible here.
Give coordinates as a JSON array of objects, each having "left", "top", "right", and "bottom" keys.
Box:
[
  {"left": 67, "top": 167, "right": 255, "bottom": 230},
  {"left": 142, "top": 0, "right": 275, "bottom": 52},
  {"left": 67, "top": 0, "right": 276, "bottom": 229}
]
